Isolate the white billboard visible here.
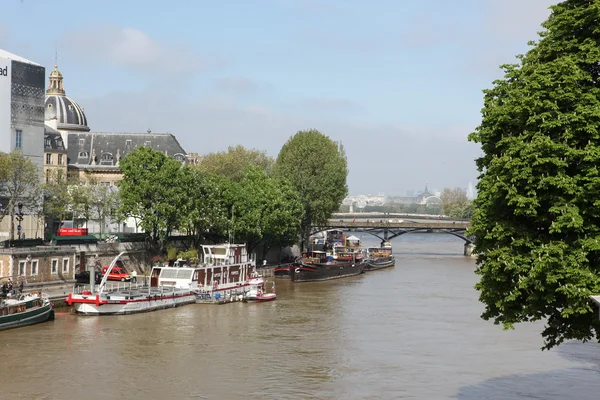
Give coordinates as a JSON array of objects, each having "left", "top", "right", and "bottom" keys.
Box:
[{"left": 0, "top": 57, "right": 10, "bottom": 153}]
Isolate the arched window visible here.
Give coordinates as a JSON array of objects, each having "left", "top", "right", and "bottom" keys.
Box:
[{"left": 78, "top": 151, "right": 88, "bottom": 158}]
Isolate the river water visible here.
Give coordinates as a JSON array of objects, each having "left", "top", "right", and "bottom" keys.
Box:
[{"left": 1, "top": 234, "right": 599, "bottom": 400}]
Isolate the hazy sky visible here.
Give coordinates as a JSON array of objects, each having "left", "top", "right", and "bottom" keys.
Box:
[{"left": 1, "top": 0, "right": 557, "bottom": 195}]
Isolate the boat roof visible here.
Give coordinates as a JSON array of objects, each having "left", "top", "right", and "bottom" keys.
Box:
[{"left": 346, "top": 235, "right": 360, "bottom": 241}]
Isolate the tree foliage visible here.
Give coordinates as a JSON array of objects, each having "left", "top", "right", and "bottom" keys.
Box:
[
  {"left": 178, "top": 170, "right": 232, "bottom": 246},
  {"left": 468, "top": 1, "right": 600, "bottom": 349},
  {"left": 0, "top": 151, "right": 41, "bottom": 239},
  {"left": 440, "top": 187, "right": 473, "bottom": 218},
  {"left": 193, "top": 145, "right": 274, "bottom": 182},
  {"left": 118, "top": 147, "right": 187, "bottom": 246},
  {"left": 273, "top": 129, "right": 348, "bottom": 249},
  {"left": 231, "top": 166, "right": 303, "bottom": 256}
]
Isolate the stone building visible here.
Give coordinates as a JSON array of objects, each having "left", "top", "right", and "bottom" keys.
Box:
[
  {"left": 43, "top": 125, "right": 67, "bottom": 183},
  {"left": 0, "top": 245, "right": 76, "bottom": 284},
  {"left": 67, "top": 130, "right": 187, "bottom": 187}
]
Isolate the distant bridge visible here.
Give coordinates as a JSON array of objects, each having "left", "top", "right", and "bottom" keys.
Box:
[{"left": 312, "top": 219, "right": 475, "bottom": 256}]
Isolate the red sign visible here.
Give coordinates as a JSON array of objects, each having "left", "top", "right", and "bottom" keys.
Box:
[{"left": 58, "top": 228, "right": 88, "bottom": 236}]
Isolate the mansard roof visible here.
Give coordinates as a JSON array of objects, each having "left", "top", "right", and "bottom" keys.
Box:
[
  {"left": 67, "top": 131, "right": 187, "bottom": 166},
  {"left": 44, "top": 126, "right": 66, "bottom": 152}
]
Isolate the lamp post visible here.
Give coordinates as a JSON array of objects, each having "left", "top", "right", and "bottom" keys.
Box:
[{"left": 16, "top": 202, "right": 24, "bottom": 240}]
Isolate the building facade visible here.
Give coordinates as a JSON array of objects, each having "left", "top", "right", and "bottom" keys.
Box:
[
  {"left": 0, "top": 49, "right": 45, "bottom": 171},
  {"left": 43, "top": 126, "right": 68, "bottom": 183}
]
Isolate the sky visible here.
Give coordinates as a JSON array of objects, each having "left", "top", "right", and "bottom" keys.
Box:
[{"left": 1, "top": 0, "right": 557, "bottom": 195}]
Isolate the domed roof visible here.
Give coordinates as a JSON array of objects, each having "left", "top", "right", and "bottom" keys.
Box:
[
  {"left": 44, "top": 65, "right": 90, "bottom": 132},
  {"left": 45, "top": 95, "right": 89, "bottom": 131}
]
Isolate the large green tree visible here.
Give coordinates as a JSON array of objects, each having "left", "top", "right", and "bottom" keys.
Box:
[
  {"left": 273, "top": 129, "right": 348, "bottom": 249},
  {"left": 231, "top": 166, "right": 303, "bottom": 257},
  {"left": 178, "top": 169, "right": 232, "bottom": 247},
  {"left": 468, "top": 0, "right": 600, "bottom": 349},
  {"left": 118, "top": 147, "right": 187, "bottom": 247},
  {"left": 193, "top": 145, "right": 274, "bottom": 181}
]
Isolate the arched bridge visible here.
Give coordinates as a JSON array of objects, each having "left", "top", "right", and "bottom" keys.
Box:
[{"left": 312, "top": 219, "right": 475, "bottom": 256}]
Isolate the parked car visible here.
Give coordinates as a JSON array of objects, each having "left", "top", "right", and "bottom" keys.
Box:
[
  {"left": 75, "top": 270, "right": 102, "bottom": 285},
  {"left": 101, "top": 265, "right": 131, "bottom": 282}
]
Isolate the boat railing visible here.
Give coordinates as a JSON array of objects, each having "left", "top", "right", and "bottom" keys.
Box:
[{"left": 72, "top": 280, "right": 147, "bottom": 294}]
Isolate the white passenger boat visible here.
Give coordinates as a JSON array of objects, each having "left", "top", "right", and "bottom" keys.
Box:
[
  {"left": 66, "top": 252, "right": 200, "bottom": 315},
  {"left": 192, "top": 243, "right": 263, "bottom": 301}
]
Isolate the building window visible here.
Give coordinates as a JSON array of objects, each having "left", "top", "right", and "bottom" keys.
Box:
[
  {"left": 18, "top": 261, "right": 26, "bottom": 276},
  {"left": 78, "top": 151, "right": 88, "bottom": 158},
  {"left": 15, "top": 130, "right": 22, "bottom": 149},
  {"left": 57, "top": 170, "right": 63, "bottom": 183},
  {"left": 79, "top": 139, "right": 85, "bottom": 146},
  {"left": 62, "top": 258, "right": 69, "bottom": 273},
  {"left": 56, "top": 138, "right": 63, "bottom": 149},
  {"left": 145, "top": 141, "right": 151, "bottom": 147},
  {"left": 125, "top": 140, "right": 132, "bottom": 148},
  {"left": 31, "top": 260, "right": 38, "bottom": 276},
  {"left": 46, "top": 170, "right": 50, "bottom": 183},
  {"left": 46, "top": 153, "right": 51, "bottom": 164},
  {"left": 58, "top": 154, "right": 63, "bottom": 165},
  {"left": 51, "top": 259, "right": 58, "bottom": 275},
  {"left": 45, "top": 137, "right": 52, "bottom": 148}
]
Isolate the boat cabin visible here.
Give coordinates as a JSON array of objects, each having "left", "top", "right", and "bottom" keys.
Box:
[
  {"left": 367, "top": 247, "right": 393, "bottom": 258},
  {"left": 0, "top": 295, "right": 44, "bottom": 316},
  {"left": 301, "top": 250, "right": 330, "bottom": 264},
  {"left": 150, "top": 263, "right": 201, "bottom": 290},
  {"left": 200, "top": 243, "right": 252, "bottom": 266}
]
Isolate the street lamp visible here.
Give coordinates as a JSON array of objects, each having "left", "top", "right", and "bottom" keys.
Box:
[{"left": 16, "top": 202, "right": 24, "bottom": 240}]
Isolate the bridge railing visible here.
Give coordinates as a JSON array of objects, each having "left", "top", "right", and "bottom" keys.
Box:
[{"left": 323, "top": 221, "right": 470, "bottom": 229}]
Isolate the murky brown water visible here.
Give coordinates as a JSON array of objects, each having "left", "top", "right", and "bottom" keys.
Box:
[{"left": 2, "top": 234, "right": 599, "bottom": 400}]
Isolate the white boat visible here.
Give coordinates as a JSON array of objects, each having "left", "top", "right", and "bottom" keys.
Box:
[
  {"left": 66, "top": 252, "right": 200, "bottom": 315},
  {"left": 243, "top": 280, "right": 276, "bottom": 303},
  {"left": 193, "top": 243, "right": 263, "bottom": 301}
]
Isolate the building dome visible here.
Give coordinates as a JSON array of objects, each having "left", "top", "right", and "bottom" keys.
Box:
[{"left": 44, "top": 65, "right": 90, "bottom": 132}]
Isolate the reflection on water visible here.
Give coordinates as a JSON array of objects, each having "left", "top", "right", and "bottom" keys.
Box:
[{"left": 1, "top": 234, "right": 599, "bottom": 400}]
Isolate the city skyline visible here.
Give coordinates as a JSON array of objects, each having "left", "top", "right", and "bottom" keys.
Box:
[{"left": 1, "top": 0, "right": 556, "bottom": 194}]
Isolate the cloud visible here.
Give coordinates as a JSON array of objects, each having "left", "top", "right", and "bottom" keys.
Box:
[
  {"left": 60, "top": 25, "right": 220, "bottom": 76},
  {"left": 0, "top": 23, "right": 9, "bottom": 44},
  {"left": 302, "top": 97, "right": 361, "bottom": 112},
  {"left": 79, "top": 89, "right": 479, "bottom": 195},
  {"left": 213, "top": 77, "right": 273, "bottom": 94}
]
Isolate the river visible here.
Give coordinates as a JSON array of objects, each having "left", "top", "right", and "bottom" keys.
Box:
[{"left": 1, "top": 234, "right": 599, "bottom": 399}]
